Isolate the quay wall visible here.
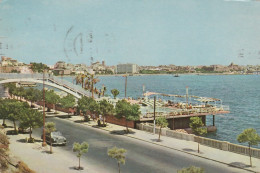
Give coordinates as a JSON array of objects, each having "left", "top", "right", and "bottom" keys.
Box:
[
  {"left": 106, "top": 115, "right": 135, "bottom": 129},
  {"left": 136, "top": 123, "right": 260, "bottom": 159},
  {"left": 37, "top": 101, "right": 76, "bottom": 114}
]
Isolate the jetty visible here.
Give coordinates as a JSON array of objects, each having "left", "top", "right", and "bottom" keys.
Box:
[{"left": 136, "top": 90, "right": 230, "bottom": 131}]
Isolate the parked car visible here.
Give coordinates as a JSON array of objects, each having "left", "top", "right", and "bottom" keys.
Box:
[
  {"left": 42, "top": 131, "right": 67, "bottom": 146},
  {"left": 18, "top": 127, "right": 31, "bottom": 134}
]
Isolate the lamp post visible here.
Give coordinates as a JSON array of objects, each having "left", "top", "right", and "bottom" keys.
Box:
[
  {"left": 153, "top": 96, "right": 156, "bottom": 135},
  {"left": 42, "top": 69, "right": 47, "bottom": 147},
  {"left": 123, "top": 74, "right": 128, "bottom": 98}
]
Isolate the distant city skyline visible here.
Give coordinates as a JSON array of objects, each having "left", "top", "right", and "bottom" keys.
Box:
[{"left": 1, "top": 0, "right": 260, "bottom": 66}]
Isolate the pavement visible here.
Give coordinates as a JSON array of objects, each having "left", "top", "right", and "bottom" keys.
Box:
[
  {"left": 7, "top": 110, "right": 260, "bottom": 173},
  {"left": 66, "top": 115, "right": 260, "bottom": 173}
]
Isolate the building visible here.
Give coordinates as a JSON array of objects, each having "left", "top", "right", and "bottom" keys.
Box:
[
  {"left": 53, "top": 69, "right": 71, "bottom": 75},
  {"left": 1, "top": 56, "right": 21, "bottom": 67},
  {"left": 54, "top": 61, "right": 66, "bottom": 69},
  {"left": 116, "top": 63, "right": 139, "bottom": 74},
  {"left": 210, "top": 65, "right": 229, "bottom": 72}
]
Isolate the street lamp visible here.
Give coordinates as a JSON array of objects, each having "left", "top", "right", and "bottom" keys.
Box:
[
  {"left": 153, "top": 96, "right": 156, "bottom": 135},
  {"left": 42, "top": 69, "right": 47, "bottom": 147},
  {"left": 122, "top": 74, "right": 128, "bottom": 98}
]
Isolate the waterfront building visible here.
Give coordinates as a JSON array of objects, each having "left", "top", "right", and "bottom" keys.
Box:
[
  {"left": 0, "top": 56, "right": 24, "bottom": 67},
  {"left": 54, "top": 61, "right": 66, "bottom": 69},
  {"left": 210, "top": 65, "right": 229, "bottom": 72},
  {"left": 116, "top": 63, "right": 139, "bottom": 74},
  {"left": 53, "top": 69, "right": 71, "bottom": 75}
]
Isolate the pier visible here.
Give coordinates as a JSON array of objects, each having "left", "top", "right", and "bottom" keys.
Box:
[{"left": 137, "top": 91, "right": 230, "bottom": 131}]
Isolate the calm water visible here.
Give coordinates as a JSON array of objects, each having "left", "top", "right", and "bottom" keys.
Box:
[
  {"left": 62, "top": 74, "right": 260, "bottom": 147},
  {"left": 2, "top": 74, "right": 258, "bottom": 147}
]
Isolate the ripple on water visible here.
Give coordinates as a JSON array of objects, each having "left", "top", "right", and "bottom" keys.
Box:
[{"left": 59, "top": 75, "right": 260, "bottom": 147}]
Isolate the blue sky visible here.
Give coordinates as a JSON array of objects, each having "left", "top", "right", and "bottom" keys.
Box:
[{"left": 0, "top": 0, "right": 260, "bottom": 66}]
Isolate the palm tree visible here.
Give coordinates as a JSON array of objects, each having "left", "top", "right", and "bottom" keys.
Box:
[
  {"left": 101, "top": 85, "right": 107, "bottom": 96},
  {"left": 75, "top": 73, "right": 87, "bottom": 88},
  {"left": 85, "top": 74, "right": 100, "bottom": 99}
]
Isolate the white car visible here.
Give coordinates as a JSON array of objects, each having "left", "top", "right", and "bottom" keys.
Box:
[{"left": 44, "top": 131, "right": 67, "bottom": 146}]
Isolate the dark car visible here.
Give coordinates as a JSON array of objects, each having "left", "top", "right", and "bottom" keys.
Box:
[{"left": 42, "top": 131, "right": 67, "bottom": 146}]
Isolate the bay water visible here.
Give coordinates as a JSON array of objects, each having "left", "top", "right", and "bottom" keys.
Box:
[{"left": 62, "top": 74, "right": 260, "bottom": 147}]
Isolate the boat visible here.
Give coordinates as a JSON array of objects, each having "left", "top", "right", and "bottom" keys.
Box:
[{"left": 174, "top": 74, "right": 179, "bottom": 77}]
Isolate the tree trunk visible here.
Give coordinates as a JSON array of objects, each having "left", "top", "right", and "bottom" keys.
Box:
[
  {"left": 103, "top": 115, "right": 106, "bottom": 126},
  {"left": 29, "top": 127, "right": 32, "bottom": 139},
  {"left": 53, "top": 104, "right": 56, "bottom": 113},
  {"left": 78, "top": 156, "right": 81, "bottom": 169},
  {"left": 91, "top": 83, "right": 94, "bottom": 99},
  {"left": 125, "top": 120, "right": 129, "bottom": 133},
  {"left": 81, "top": 77, "right": 84, "bottom": 88},
  {"left": 249, "top": 144, "right": 252, "bottom": 167},
  {"left": 118, "top": 162, "right": 120, "bottom": 173},
  {"left": 2, "top": 118, "right": 6, "bottom": 127},
  {"left": 197, "top": 136, "right": 200, "bottom": 153},
  {"left": 158, "top": 127, "right": 162, "bottom": 142},
  {"left": 50, "top": 137, "right": 53, "bottom": 154},
  {"left": 13, "top": 120, "right": 17, "bottom": 132}
]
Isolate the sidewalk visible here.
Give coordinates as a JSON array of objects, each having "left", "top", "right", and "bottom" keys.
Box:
[
  {"left": 6, "top": 122, "right": 106, "bottom": 173},
  {"left": 7, "top": 110, "right": 260, "bottom": 173},
  {"left": 67, "top": 115, "right": 260, "bottom": 173}
]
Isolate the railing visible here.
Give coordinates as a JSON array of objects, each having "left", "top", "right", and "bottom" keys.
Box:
[
  {"left": 137, "top": 123, "right": 260, "bottom": 159},
  {"left": 0, "top": 73, "right": 43, "bottom": 79},
  {"left": 194, "top": 136, "right": 223, "bottom": 150},
  {"left": 51, "top": 76, "right": 92, "bottom": 97},
  {"left": 0, "top": 73, "right": 92, "bottom": 97}
]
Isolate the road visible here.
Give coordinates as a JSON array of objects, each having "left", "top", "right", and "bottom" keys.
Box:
[{"left": 32, "top": 117, "right": 247, "bottom": 173}]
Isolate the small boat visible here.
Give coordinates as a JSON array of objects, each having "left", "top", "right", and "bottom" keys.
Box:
[{"left": 174, "top": 74, "right": 179, "bottom": 77}]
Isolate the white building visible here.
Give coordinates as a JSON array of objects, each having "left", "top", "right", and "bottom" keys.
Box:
[{"left": 116, "top": 63, "right": 139, "bottom": 74}]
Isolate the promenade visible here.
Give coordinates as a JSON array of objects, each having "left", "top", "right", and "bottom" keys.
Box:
[
  {"left": 69, "top": 116, "right": 260, "bottom": 173},
  {"left": 6, "top": 110, "right": 260, "bottom": 173}
]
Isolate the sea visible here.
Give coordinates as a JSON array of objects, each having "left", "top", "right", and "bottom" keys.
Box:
[
  {"left": 61, "top": 74, "right": 260, "bottom": 147},
  {"left": 1, "top": 74, "right": 260, "bottom": 147}
]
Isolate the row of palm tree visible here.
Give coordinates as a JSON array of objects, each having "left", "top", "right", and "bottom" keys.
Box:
[{"left": 75, "top": 73, "right": 106, "bottom": 98}]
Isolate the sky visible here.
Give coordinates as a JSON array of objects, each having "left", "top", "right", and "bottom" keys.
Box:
[{"left": 0, "top": 0, "right": 260, "bottom": 66}]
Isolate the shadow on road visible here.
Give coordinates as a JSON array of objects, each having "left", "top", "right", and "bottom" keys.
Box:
[
  {"left": 110, "top": 130, "right": 126, "bottom": 135},
  {"left": 6, "top": 130, "right": 18, "bottom": 135},
  {"left": 69, "top": 166, "right": 84, "bottom": 170},
  {"left": 150, "top": 138, "right": 162, "bottom": 142},
  {"left": 16, "top": 139, "right": 27, "bottom": 143},
  {"left": 74, "top": 120, "right": 84, "bottom": 123},
  {"left": 229, "top": 162, "right": 251, "bottom": 168},
  {"left": 110, "top": 130, "right": 136, "bottom": 135},
  {"left": 41, "top": 150, "right": 52, "bottom": 154},
  {"left": 182, "top": 148, "right": 197, "bottom": 152},
  {"left": 17, "top": 138, "right": 44, "bottom": 143}
]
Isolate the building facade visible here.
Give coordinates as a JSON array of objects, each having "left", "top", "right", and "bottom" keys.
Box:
[{"left": 116, "top": 63, "right": 139, "bottom": 74}]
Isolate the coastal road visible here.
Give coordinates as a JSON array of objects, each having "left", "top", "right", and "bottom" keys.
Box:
[{"left": 33, "top": 117, "right": 247, "bottom": 173}]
